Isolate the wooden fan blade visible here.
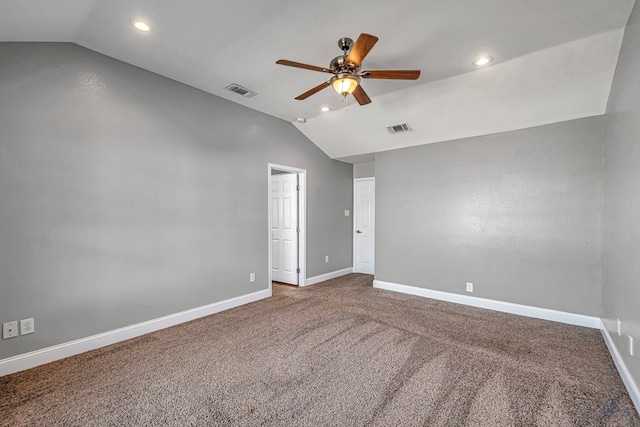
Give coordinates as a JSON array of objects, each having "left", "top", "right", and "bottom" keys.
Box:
[
  {"left": 295, "top": 81, "right": 331, "bottom": 100},
  {"left": 345, "top": 33, "right": 379, "bottom": 67},
  {"left": 276, "top": 59, "right": 332, "bottom": 73},
  {"left": 352, "top": 85, "right": 371, "bottom": 106},
  {"left": 361, "top": 70, "right": 421, "bottom": 80}
]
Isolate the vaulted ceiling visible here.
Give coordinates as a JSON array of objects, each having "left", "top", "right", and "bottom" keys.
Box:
[{"left": 0, "top": 0, "right": 635, "bottom": 162}]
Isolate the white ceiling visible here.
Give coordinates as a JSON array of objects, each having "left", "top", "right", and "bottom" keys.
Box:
[{"left": 0, "top": 0, "right": 636, "bottom": 162}]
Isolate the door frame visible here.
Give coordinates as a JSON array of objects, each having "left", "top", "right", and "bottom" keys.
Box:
[
  {"left": 268, "top": 163, "right": 307, "bottom": 294},
  {"left": 353, "top": 177, "right": 375, "bottom": 274}
]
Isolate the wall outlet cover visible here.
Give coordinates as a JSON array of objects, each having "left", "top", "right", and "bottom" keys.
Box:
[
  {"left": 3, "top": 321, "right": 18, "bottom": 339},
  {"left": 344, "top": 210, "right": 350, "bottom": 216},
  {"left": 466, "top": 282, "right": 473, "bottom": 292},
  {"left": 20, "top": 318, "right": 35, "bottom": 335},
  {"left": 617, "top": 318, "right": 621, "bottom": 336},
  {"left": 325, "top": 256, "right": 329, "bottom": 263},
  {"left": 249, "top": 273, "right": 256, "bottom": 283},
  {"left": 629, "top": 335, "right": 634, "bottom": 356}
]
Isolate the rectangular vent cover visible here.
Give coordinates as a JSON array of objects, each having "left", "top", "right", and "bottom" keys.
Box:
[
  {"left": 386, "top": 123, "right": 412, "bottom": 134},
  {"left": 225, "top": 83, "right": 257, "bottom": 98}
]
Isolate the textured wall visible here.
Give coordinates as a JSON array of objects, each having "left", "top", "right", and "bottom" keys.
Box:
[
  {"left": 602, "top": 2, "right": 640, "bottom": 391},
  {"left": 0, "top": 43, "right": 352, "bottom": 359},
  {"left": 375, "top": 117, "right": 604, "bottom": 316}
]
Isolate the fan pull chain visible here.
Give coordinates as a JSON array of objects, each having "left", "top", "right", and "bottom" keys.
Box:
[{"left": 342, "top": 94, "right": 349, "bottom": 111}]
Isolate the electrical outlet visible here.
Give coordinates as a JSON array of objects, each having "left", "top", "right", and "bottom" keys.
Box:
[
  {"left": 325, "top": 256, "right": 329, "bottom": 263},
  {"left": 3, "top": 321, "right": 18, "bottom": 339},
  {"left": 20, "top": 318, "right": 34, "bottom": 335},
  {"left": 617, "top": 319, "right": 622, "bottom": 336},
  {"left": 344, "top": 210, "right": 350, "bottom": 217},
  {"left": 466, "top": 282, "right": 473, "bottom": 292},
  {"left": 249, "top": 273, "right": 256, "bottom": 283},
  {"left": 629, "top": 335, "right": 634, "bottom": 356}
]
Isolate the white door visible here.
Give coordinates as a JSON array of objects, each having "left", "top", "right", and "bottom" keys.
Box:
[
  {"left": 354, "top": 178, "right": 375, "bottom": 274},
  {"left": 271, "top": 173, "right": 298, "bottom": 284}
]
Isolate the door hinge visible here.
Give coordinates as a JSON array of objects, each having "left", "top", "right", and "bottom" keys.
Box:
[
  {"left": 296, "top": 184, "right": 300, "bottom": 191},
  {"left": 296, "top": 226, "right": 300, "bottom": 233},
  {"left": 296, "top": 268, "right": 300, "bottom": 274}
]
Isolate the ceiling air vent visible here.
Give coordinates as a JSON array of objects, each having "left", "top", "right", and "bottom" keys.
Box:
[
  {"left": 386, "top": 123, "right": 412, "bottom": 134},
  {"left": 225, "top": 83, "right": 257, "bottom": 98}
]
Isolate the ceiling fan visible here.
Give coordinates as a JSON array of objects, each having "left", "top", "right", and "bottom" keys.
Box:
[{"left": 276, "top": 33, "right": 420, "bottom": 106}]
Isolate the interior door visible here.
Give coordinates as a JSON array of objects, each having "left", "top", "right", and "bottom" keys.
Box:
[
  {"left": 271, "top": 173, "right": 299, "bottom": 284},
  {"left": 355, "top": 178, "right": 375, "bottom": 274}
]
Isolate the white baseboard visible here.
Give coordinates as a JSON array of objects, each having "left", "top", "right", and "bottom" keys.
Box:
[
  {"left": 372, "top": 280, "right": 601, "bottom": 329},
  {"left": 305, "top": 267, "right": 354, "bottom": 286},
  {"left": 600, "top": 322, "right": 640, "bottom": 413},
  {"left": 0, "top": 288, "right": 270, "bottom": 377}
]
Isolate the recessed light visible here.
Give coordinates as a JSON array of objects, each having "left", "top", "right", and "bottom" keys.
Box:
[
  {"left": 320, "top": 106, "right": 330, "bottom": 112},
  {"left": 130, "top": 19, "right": 152, "bottom": 32},
  {"left": 296, "top": 117, "right": 307, "bottom": 123},
  {"left": 473, "top": 55, "right": 493, "bottom": 67}
]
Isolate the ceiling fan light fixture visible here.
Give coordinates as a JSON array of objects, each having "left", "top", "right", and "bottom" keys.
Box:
[{"left": 331, "top": 75, "right": 360, "bottom": 96}]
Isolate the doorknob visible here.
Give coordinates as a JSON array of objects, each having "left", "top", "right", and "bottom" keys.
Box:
[{"left": 356, "top": 230, "right": 362, "bottom": 233}]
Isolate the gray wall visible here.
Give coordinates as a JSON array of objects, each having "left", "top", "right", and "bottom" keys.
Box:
[
  {"left": 353, "top": 161, "right": 375, "bottom": 178},
  {"left": 0, "top": 43, "right": 352, "bottom": 360},
  {"left": 602, "top": 3, "right": 640, "bottom": 389},
  {"left": 375, "top": 117, "right": 604, "bottom": 316}
]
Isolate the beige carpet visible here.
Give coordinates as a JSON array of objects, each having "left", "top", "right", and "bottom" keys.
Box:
[{"left": 1, "top": 274, "right": 638, "bottom": 426}]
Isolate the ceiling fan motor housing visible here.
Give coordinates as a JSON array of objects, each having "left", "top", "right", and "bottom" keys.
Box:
[
  {"left": 330, "top": 55, "right": 359, "bottom": 74},
  {"left": 330, "top": 55, "right": 347, "bottom": 71}
]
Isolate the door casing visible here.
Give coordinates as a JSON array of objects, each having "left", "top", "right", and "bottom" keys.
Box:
[
  {"left": 270, "top": 172, "right": 299, "bottom": 285},
  {"left": 268, "top": 163, "right": 306, "bottom": 294}
]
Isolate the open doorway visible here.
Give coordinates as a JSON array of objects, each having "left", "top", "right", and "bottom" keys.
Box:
[{"left": 268, "top": 163, "right": 306, "bottom": 295}]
